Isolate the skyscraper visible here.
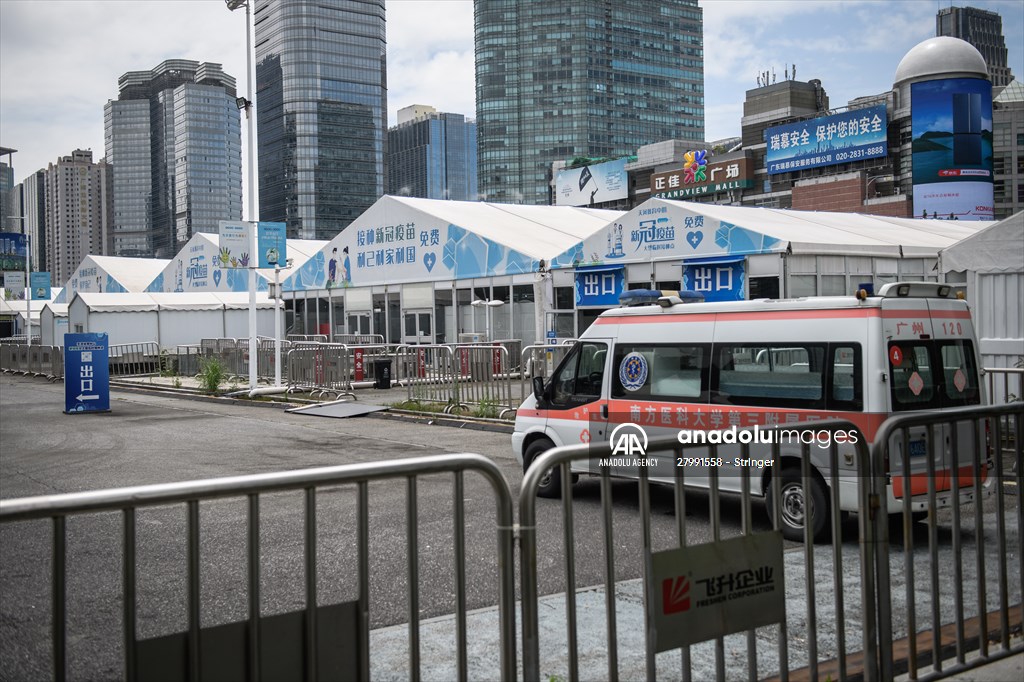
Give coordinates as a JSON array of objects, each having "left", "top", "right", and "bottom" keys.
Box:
[
  {"left": 104, "top": 60, "right": 242, "bottom": 259},
  {"left": 474, "top": 0, "right": 704, "bottom": 205},
  {"left": 43, "top": 150, "right": 110, "bottom": 284},
  {"left": 936, "top": 6, "right": 1014, "bottom": 87},
  {"left": 388, "top": 105, "right": 478, "bottom": 200},
  {"left": 255, "top": 0, "right": 388, "bottom": 240}
]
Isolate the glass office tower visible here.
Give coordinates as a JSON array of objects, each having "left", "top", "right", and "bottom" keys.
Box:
[
  {"left": 104, "top": 60, "right": 241, "bottom": 258},
  {"left": 388, "top": 106, "right": 478, "bottom": 200},
  {"left": 474, "top": 0, "right": 704, "bottom": 205},
  {"left": 255, "top": 0, "right": 388, "bottom": 240}
]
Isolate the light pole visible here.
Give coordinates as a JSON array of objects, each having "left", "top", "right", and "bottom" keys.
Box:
[
  {"left": 471, "top": 298, "right": 506, "bottom": 341},
  {"left": 226, "top": 0, "right": 259, "bottom": 392}
]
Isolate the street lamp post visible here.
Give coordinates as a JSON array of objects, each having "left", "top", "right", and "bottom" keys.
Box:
[
  {"left": 471, "top": 298, "right": 506, "bottom": 341},
  {"left": 226, "top": 0, "right": 259, "bottom": 392}
]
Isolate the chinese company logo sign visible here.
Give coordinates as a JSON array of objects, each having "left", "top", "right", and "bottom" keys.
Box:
[
  {"left": 650, "top": 532, "right": 785, "bottom": 650},
  {"left": 651, "top": 155, "right": 754, "bottom": 199},
  {"left": 765, "top": 104, "right": 888, "bottom": 175}
]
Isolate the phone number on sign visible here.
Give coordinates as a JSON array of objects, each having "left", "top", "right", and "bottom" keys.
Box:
[{"left": 676, "top": 457, "right": 775, "bottom": 468}]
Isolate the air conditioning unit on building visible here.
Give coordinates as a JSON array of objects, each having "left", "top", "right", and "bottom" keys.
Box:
[{"left": 459, "top": 332, "right": 487, "bottom": 343}]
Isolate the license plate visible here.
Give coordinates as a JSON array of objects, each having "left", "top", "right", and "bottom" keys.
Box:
[{"left": 908, "top": 440, "right": 927, "bottom": 457}]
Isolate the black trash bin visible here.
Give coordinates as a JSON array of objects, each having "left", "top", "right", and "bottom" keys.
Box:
[{"left": 372, "top": 358, "right": 393, "bottom": 389}]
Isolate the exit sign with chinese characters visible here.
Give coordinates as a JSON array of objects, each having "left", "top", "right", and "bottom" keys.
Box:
[{"left": 64, "top": 333, "right": 110, "bottom": 414}]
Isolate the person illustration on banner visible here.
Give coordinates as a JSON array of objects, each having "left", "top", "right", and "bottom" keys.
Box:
[
  {"left": 341, "top": 246, "right": 351, "bottom": 286},
  {"left": 327, "top": 247, "right": 338, "bottom": 288}
]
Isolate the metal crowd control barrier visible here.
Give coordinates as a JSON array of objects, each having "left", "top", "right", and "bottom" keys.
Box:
[
  {"left": 519, "top": 420, "right": 878, "bottom": 682},
  {"left": 285, "top": 344, "right": 356, "bottom": 399},
  {"left": 984, "top": 367, "right": 1024, "bottom": 405},
  {"left": 400, "top": 344, "right": 457, "bottom": 407},
  {"left": 174, "top": 345, "right": 204, "bottom": 377},
  {"left": 287, "top": 334, "right": 328, "bottom": 343},
  {"left": 451, "top": 345, "right": 515, "bottom": 416},
  {"left": 108, "top": 342, "right": 161, "bottom": 377},
  {"left": 870, "top": 402, "right": 1024, "bottom": 681},
  {"left": 257, "top": 338, "right": 293, "bottom": 383},
  {"left": 0, "top": 454, "right": 517, "bottom": 682},
  {"left": 1, "top": 343, "right": 63, "bottom": 380},
  {"left": 334, "top": 334, "right": 384, "bottom": 346}
]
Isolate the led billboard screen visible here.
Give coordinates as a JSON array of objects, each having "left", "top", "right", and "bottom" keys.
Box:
[
  {"left": 911, "top": 78, "right": 993, "bottom": 220},
  {"left": 765, "top": 105, "right": 887, "bottom": 175}
]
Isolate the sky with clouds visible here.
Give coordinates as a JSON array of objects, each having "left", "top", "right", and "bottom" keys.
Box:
[{"left": 1, "top": 0, "right": 1022, "bottom": 205}]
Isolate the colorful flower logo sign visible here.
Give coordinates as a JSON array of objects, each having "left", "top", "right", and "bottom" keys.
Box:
[{"left": 683, "top": 150, "right": 707, "bottom": 184}]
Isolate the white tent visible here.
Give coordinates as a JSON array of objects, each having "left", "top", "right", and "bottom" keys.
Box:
[
  {"left": 68, "top": 292, "right": 281, "bottom": 349},
  {"left": 40, "top": 302, "right": 69, "bottom": 346},
  {"left": 939, "top": 212, "right": 1024, "bottom": 392},
  {"left": 55, "top": 256, "right": 169, "bottom": 303},
  {"left": 145, "top": 233, "right": 327, "bottom": 293},
  {"left": 281, "top": 195, "right": 625, "bottom": 291},
  {"left": 578, "top": 198, "right": 993, "bottom": 303}
]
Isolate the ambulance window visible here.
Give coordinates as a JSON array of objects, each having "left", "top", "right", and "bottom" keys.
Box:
[
  {"left": 549, "top": 341, "right": 607, "bottom": 408},
  {"left": 939, "top": 340, "right": 980, "bottom": 406},
  {"left": 714, "top": 344, "right": 826, "bottom": 408},
  {"left": 889, "top": 343, "right": 935, "bottom": 410},
  {"left": 829, "top": 344, "right": 862, "bottom": 411},
  {"left": 612, "top": 344, "right": 709, "bottom": 401}
]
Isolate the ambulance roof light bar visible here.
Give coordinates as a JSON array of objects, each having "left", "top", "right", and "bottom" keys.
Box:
[{"left": 876, "top": 282, "right": 954, "bottom": 299}]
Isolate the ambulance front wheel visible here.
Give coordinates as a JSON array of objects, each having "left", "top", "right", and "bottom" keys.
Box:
[
  {"left": 766, "top": 468, "right": 829, "bottom": 543},
  {"left": 525, "top": 439, "right": 576, "bottom": 498}
]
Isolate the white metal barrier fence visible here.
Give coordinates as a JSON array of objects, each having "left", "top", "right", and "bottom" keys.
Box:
[
  {"left": 871, "top": 402, "right": 1023, "bottom": 681},
  {"left": 399, "top": 344, "right": 518, "bottom": 415},
  {"left": 1, "top": 343, "right": 63, "bottom": 380},
  {"left": 984, "top": 367, "right": 1024, "bottom": 405},
  {"left": 520, "top": 421, "right": 879, "bottom": 681},
  {"left": 107, "top": 342, "right": 162, "bottom": 378},
  {"left": 0, "top": 454, "right": 517, "bottom": 682}
]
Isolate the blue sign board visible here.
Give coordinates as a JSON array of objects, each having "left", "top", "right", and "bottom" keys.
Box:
[
  {"left": 765, "top": 104, "right": 888, "bottom": 175},
  {"left": 683, "top": 258, "right": 745, "bottom": 302},
  {"left": 575, "top": 266, "right": 625, "bottom": 307},
  {"left": 30, "top": 272, "right": 51, "bottom": 300},
  {"left": 64, "top": 333, "right": 110, "bottom": 414},
  {"left": 258, "top": 221, "right": 287, "bottom": 268}
]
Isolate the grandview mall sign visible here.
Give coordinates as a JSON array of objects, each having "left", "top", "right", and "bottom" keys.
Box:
[{"left": 651, "top": 153, "right": 755, "bottom": 199}]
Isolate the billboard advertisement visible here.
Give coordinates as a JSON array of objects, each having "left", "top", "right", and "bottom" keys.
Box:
[
  {"left": 651, "top": 153, "right": 754, "bottom": 199},
  {"left": 765, "top": 105, "right": 888, "bottom": 175},
  {"left": 30, "top": 272, "right": 51, "bottom": 300},
  {"left": 0, "top": 232, "right": 27, "bottom": 273},
  {"left": 555, "top": 158, "right": 627, "bottom": 206},
  {"left": 911, "top": 78, "right": 994, "bottom": 220}
]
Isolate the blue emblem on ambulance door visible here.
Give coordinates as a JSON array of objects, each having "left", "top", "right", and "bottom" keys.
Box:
[{"left": 619, "top": 352, "right": 648, "bottom": 392}]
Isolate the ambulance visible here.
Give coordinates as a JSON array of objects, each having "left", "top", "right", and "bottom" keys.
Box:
[{"left": 513, "top": 282, "right": 988, "bottom": 541}]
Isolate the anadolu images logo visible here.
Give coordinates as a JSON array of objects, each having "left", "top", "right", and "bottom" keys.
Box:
[
  {"left": 609, "top": 422, "right": 648, "bottom": 457},
  {"left": 663, "top": 575, "right": 691, "bottom": 614}
]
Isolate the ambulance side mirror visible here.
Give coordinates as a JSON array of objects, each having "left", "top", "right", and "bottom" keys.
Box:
[{"left": 532, "top": 376, "right": 546, "bottom": 403}]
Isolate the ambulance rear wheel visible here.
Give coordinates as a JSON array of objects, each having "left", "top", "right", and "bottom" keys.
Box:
[
  {"left": 767, "top": 468, "right": 829, "bottom": 543},
  {"left": 525, "top": 439, "right": 575, "bottom": 498}
]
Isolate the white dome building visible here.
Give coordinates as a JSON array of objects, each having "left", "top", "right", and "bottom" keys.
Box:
[{"left": 891, "top": 36, "right": 994, "bottom": 221}]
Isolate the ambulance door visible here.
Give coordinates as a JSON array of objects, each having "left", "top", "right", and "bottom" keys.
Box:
[
  {"left": 543, "top": 339, "right": 611, "bottom": 464},
  {"left": 882, "top": 299, "right": 945, "bottom": 497},
  {"left": 927, "top": 297, "right": 984, "bottom": 489}
]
